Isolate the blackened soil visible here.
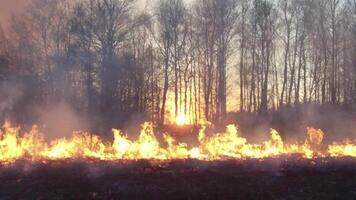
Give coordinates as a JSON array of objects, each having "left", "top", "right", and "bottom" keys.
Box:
[{"left": 1, "top": 158, "right": 356, "bottom": 200}]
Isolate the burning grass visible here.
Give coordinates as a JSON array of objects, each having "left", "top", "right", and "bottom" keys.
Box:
[{"left": 1, "top": 120, "right": 356, "bottom": 164}]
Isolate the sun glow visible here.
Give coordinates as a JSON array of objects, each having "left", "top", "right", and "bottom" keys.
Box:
[
  {"left": 176, "top": 113, "right": 189, "bottom": 126},
  {"left": 165, "top": 92, "right": 199, "bottom": 126}
]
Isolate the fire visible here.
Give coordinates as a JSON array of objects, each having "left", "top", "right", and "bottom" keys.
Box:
[
  {"left": 328, "top": 141, "right": 356, "bottom": 157},
  {"left": 1, "top": 120, "right": 356, "bottom": 164}
]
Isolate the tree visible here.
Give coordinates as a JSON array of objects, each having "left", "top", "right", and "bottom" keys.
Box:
[{"left": 253, "top": 0, "right": 276, "bottom": 114}]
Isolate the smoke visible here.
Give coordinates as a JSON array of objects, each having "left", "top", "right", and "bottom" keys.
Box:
[
  {"left": 2, "top": 71, "right": 356, "bottom": 145},
  {"left": 122, "top": 113, "right": 150, "bottom": 137},
  {"left": 0, "top": 76, "right": 92, "bottom": 140},
  {"left": 231, "top": 104, "right": 356, "bottom": 144},
  {"left": 35, "top": 101, "right": 90, "bottom": 140},
  {"left": 0, "top": 80, "right": 24, "bottom": 121},
  {"left": 0, "top": 80, "right": 91, "bottom": 140},
  {"left": 294, "top": 104, "right": 356, "bottom": 142}
]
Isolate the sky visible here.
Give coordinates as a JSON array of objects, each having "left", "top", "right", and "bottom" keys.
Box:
[
  {"left": 0, "top": 0, "right": 28, "bottom": 28},
  {"left": 0, "top": 0, "right": 195, "bottom": 29},
  {"left": 0, "top": 0, "right": 150, "bottom": 28}
]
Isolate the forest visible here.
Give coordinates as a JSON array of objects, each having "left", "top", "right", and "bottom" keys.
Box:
[{"left": 0, "top": 0, "right": 355, "bottom": 129}]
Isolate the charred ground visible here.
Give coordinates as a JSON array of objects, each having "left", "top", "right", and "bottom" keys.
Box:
[{"left": 1, "top": 158, "right": 356, "bottom": 200}]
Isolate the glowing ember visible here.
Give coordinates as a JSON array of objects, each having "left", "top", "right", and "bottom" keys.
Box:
[{"left": 1, "top": 120, "right": 356, "bottom": 164}]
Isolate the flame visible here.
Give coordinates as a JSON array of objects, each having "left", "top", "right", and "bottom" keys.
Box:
[
  {"left": 1, "top": 120, "right": 356, "bottom": 164},
  {"left": 328, "top": 141, "right": 356, "bottom": 157}
]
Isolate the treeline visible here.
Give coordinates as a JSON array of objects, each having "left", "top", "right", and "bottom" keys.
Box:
[{"left": 0, "top": 0, "right": 355, "bottom": 125}]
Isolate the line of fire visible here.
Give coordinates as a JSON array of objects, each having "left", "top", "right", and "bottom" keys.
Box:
[{"left": 0, "top": 0, "right": 356, "bottom": 199}]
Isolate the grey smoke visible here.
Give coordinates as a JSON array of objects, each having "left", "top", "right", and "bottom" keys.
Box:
[{"left": 0, "top": 81, "right": 24, "bottom": 120}]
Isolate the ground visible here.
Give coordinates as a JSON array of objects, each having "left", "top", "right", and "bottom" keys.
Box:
[{"left": 1, "top": 158, "right": 356, "bottom": 200}]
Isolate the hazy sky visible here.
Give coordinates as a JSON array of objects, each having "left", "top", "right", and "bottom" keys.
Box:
[
  {"left": 0, "top": 0, "right": 28, "bottom": 27},
  {"left": 0, "top": 0, "right": 192, "bottom": 29},
  {"left": 0, "top": 0, "right": 148, "bottom": 28}
]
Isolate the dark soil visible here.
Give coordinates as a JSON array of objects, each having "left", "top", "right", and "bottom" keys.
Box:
[{"left": 1, "top": 157, "right": 356, "bottom": 200}]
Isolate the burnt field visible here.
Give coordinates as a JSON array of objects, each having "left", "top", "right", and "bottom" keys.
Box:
[{"left": 1, "top": 158, "right": 356, "bottom": 200}]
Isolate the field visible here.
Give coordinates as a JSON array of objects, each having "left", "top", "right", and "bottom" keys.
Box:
[{"left": 1, "top": 158, "right": 356, "bottom": 200}]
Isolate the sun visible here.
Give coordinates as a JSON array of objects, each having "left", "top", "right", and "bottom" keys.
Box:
[{"left": 176, "top": 114, "right": 187, "bottom": 126}]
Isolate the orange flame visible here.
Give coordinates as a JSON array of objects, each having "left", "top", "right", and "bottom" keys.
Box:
[{"left": 0, "top": 120, "right": 356, "bottom": 164}]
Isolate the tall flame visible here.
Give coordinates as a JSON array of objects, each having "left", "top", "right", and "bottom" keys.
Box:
[{"left": 1, "top": 120, "right": 356, "bottom": 164}]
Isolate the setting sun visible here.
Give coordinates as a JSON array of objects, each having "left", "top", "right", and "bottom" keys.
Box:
[{"left": 176, "top": 114, "right": 188, "bottom": 126}]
